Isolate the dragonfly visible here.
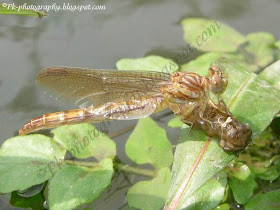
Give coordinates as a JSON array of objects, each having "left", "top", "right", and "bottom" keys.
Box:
[{"left": 19, "top": 65, "right": 252, "bottom": 151}]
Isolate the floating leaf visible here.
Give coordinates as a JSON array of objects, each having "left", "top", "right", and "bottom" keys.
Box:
[
  {"left": 116, "top": 55, "right": 179, "bottom": 73},
  {"left": 271, "top": 117, "right": 280, "bottom": 136},
  {"left": 126, "top": 117, "right": 173, "bottom": 168},
  {"left": 127, "top": 167, "right": 171, "bottom": 210},
  {"left": 248, "top": 164, "right": 279, "bottom": 181},
  {"left": 120, "top": 204, "right": 138, "bottom": 210},
  {"left": 51, "top": 123, "right": 116, "bottom": 161},
  {"left": 10, "top": 191, "right": 45, "bottom": 210},
  {"left": 0, "top": 135, "right": 66, "bottom": 193},
  {"left": 245, "top": 189, "right": 280, "bottom": 210},
  {"left": 275, "top": 41, "right": 280, "bottom": 49},
  {"left": 215, "top": 57, "right": 280, "bottom": 137},
  {"left": 228, "top": 164, "right": 258, "bottom": 204},
  {"left": 165, "top": 58, "right": 280, "bottom": 209},
  {"left": 180, "top": 171, "right": 227, "bottom": 209},
  {"left": 214, "top": 203, "right": 230, "bottom": 210},
  {"left": 165, "top": 128, "right": 235, "bottom": 209},
  {"left": 0, "top": 3, "right": 47, "bottom": 17},
  {"left": 259, "top": 59, "right": 280, "bottom": 90},
  {"left": 168, "top": 116, "right": 183, "bottom": 128},
  {"left": 242, "top": 32, "right": 276, "bottom": 70},
  {"left": 181, "top": 18, "right": 245, "bottom": 52},
  {"left": 252, "top": 128, "right": 274, "bottom": 148},
  {"left": 180, "top": 51, "right": 260, "bottom": 75},
  {"left": 48, "top": 158, "right": 113, "bottom": 210},
  {"left": 181, "top": 52, "right": 221, "bottom": 75}
]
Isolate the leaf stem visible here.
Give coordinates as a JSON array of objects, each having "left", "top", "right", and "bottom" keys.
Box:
[
  {"left": 114, "top": 162, "right": 156, "bottom": 178},
  {"left": 65, "top": 160, "right": 99, "bottom": 167},
  {"left": 64, "top": 160, "right": 156, "bottom": 178},
  {"left": 165, "top": 137, "right": 212, "bottom": 210}
]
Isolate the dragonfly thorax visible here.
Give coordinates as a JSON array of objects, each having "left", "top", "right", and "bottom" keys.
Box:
[{"left": 161, "top": 72, "right": 209, "bottom": 103}]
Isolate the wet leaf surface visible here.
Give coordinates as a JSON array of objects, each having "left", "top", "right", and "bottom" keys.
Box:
[
  {"left": 126, "top": 117, "right": 173, "bottom": 168},
  {"left": 180, "top": 172, "right": 227, "bottom": 210},
  {"left": 48, "top": 158, "right": 113, "bottom": 210},
  {"left": 259, "top": 59, "right": 280, "bottom": 90},
  {"left": 10, "top": 191, "right": 45, "bottom": 210},
  {"left": 245, "top": 189, "right": 280, "bottom": 210},
  {"left": 0, "top": 135, "right": 66, "bottom": 193},
  {"left": 51, "top": 123, "right": 116, "bottom": 160},
  {"left": 181, "top": 18, "right": 245, "bottom": 52},
  {"left": 127, "top": 167, "right": 171, "bottom": 210},
  {"left": 165, "top": 58, "right": 280, "bottom": 209},
  {"left": 242, "top": 32, "right": 276, "bottom": 70},
  {"left": 117, "top": 55, "right": 179, "bottom": 73},
  {"left": 228, "top": 163, "right": 258, "bottom": 204}
]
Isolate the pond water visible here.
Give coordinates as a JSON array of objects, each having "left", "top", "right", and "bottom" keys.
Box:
[{"left": 0, "top": 0, "right": 280, "bottom": 209}]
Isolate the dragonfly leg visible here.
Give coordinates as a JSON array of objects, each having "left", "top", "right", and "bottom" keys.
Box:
[
  {"left": 209, "top": 97, "right": 231, "bottom": 115},
  {"left": 208, "top": 98, "right": 220, "bottom": 109},
  {"left": 198, "top": 100, "right": 216, "bottom": 129},
  {"left": 170, "top": 101, "right": 198, "bottom": 133},
  {"left": 182, "top": 119, "right": 194, "bottom": 134},
  {"left": 217, "top": 98, "right": 232, "bottom": 115}
]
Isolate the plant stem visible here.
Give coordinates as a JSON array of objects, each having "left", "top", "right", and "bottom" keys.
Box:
[
  {"left": 108, "top": 124, "right": 136, "bottom": 138},
  {"left": 64, "top": 160, "right": 156, "bottom": 178},
  {"left": 114, "top": 162, "right": 156, "bottom": 178},
  {"left": 65, "top": 160, "right": 99, "bottom": 167}
]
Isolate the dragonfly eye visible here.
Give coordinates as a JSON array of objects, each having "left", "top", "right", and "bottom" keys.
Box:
[{"left": 208, "top": 65, "right": 228, "bottom": 95}]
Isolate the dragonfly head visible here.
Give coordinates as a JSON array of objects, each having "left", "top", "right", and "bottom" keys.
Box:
[
  {"left": 208, "top": 66, "right": 228, "bottom": 95},
  {"left": 220, "top": 122, "right": 252, "bottom": 152}
]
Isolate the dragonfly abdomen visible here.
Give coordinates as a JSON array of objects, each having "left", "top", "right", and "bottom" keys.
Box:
[
  {"left": 19, "top": 109, "right": 92, "bottom": 135},
  {"left": 19, "top": 97, "right": 167, "bottom": 135}
]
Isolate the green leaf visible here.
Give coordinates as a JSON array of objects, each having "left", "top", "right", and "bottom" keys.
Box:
[
  {"left": 220, "top": 184, "right": 230, "bottom": 203},
  {"left": 120, "top": 204, "right": 138, "bottom": 210},
  {"left": 271, "top": 117, "right": 280, "bottom": 136},
  {"left": 246, "top": 32, "right": 275, "bottom": 46},
  {"left": 165, "top": 128, "right": 235, "bottom": 209},
  {"left": 0, "top": 3, "right": 47, "bottom": 17},
  {"left": 259, "top": 59, "right": 280, "bottom": 90},
  {"left": 51, "top": 123, "right": 116, "bottom": 161},
  {"left": 215, "top": 57, "right": 280, "bottom": 137},
  {"left": 252, "top": 129, "right": 274, "bottom": 148},
  {"left": 168, "top": 116, "right": 183, "bottom": 128},
  {"left": 126, "top": 117, "right": 173, "bottom": 168},
  {"left": 127, "top": 167, "right": 171, "bottom": 210},
  {"left": 180, "top": 172, "right": 227, "bottom": 210},
  {"left": 10, "top": 191, "right": 45, "bottom": 210},
  {"left": 181, "top": 18, "right": 245, "bottom": 52},
  {"left": 245, "top": 189, "right": 280, "bottom": 210},
  {"left": 48, "top": 158, "right": 113, "bottom": 210},
  {"left": 181, "top": 52, "right": 221, "bottom": 75},
  {"left": 275, "top": 40, "right": 280, "bottom": 49},
  {"left": 0, "top": 135, "right": 66, "bottom": 193},
  {"left": 214, "top": 203, "right": 230, "bottom": 210},
  {"left": 165, "top": 58, "right": 280, "bottom": 209},
  {"left": 180, "top": 52, "right": 259, "bottom": 75},
  {"left": 228, "top": 164, "right": 258, "bottom": 204},
  {"left": 242, "top": 32, "right": 276, "bottom": 70},
  {"left": 116, "top": 55, "right": 179, "bottom": 73},
  {"left": 248, "top": 164, "right": 279, "bottom": 181}
]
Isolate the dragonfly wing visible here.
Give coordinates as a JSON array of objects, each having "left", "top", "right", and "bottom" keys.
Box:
[
  {"left": 36, "top": 67, "right": 171, "bottom": 108},
  {"left": 87, "top": 96, "right": 168, "bottom": 121}
]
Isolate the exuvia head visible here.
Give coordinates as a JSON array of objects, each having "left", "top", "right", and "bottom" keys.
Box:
[
  {"left": 208, "top": 65, "right": 228, "bottom": 95},
  {"left": 219, "top": 123, "right": 252, "bottom": 152}
]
